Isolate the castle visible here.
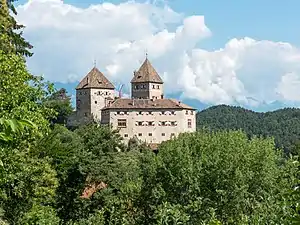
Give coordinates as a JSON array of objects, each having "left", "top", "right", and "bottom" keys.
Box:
[{"left": 68, "top": 57, "right": 196, "bottom": 148}]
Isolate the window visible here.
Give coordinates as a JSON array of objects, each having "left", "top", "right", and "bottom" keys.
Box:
[
  {"left": 148, "top": 121, "right": 154, "bottom": 126},
  {"left": 117, "top": 111, "right": 120, "bottom": 115},
  {"left": 105, "top": 92, "right": 108, "bottom": 95},
  {"left": 162, "top": 133, "right": 165, "bottom": 136},
  {"left": 95, "top": 101, "right": 97, "bottom": 104},
  {"left": 135, "top": 85, "right": 139, "bottom": 89},
  {"left": 138, "top": 121, "right": 143, "bottom": 126},
  {"left": 161, "top": 111, "right": 165, "bottom": 115},
  {"left": 142, "top": 84, "right": 146, "bottom": 89},
  {"left": 124, "top": 134, "right": 128, "bottom": 137},
  {"left": 139, "top": 111, "right": 143, "bottom": 115},
  {"left": 191, "top": 111, "right": 194, "bottom": 115},
  {"left": 152, "top": 85, "right": 155, "bottom": 89},
  {"left": 84, "top": 112, "right": 88, "bottom": 117},
  {"left": 171, "top": 133, "right": 175, "bottom": 137},
  {"left": 138, "top": 133, "right": 142, "bottom": 137},
  {"left": 157, "top": 85, "right": 160, "bottom": 89},
  {"left": 161, "top": 121, "right": 166, "bottom": 126},
  {"left": 148, "top": 133, "right": 152, "bottom": 136},
  {"left": 188, "top": 119, "right": 192, "bottom": 128},
  {"left": 171, "top": 121, "right": 176, "bottom": 126},
  {"left": 117, "top": 119, "right": 127, "bottom": 128},
  {"left": 171, "top": 111, "right": 175, "bottom": 115},
  {"left": 186, "top": 110, "right": 189, "bottom": 115}
]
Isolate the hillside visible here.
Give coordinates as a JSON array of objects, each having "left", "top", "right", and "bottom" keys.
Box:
[{"left": 196, "top": 105, "right": 300, "bottom": 153}]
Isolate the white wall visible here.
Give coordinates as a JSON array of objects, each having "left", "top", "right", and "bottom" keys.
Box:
[
  {"left": 102, "top": 108, "right": 196, "bottom": 144},
  {"left": 90, "top": 88, "right": 115, "bottom": 121}
]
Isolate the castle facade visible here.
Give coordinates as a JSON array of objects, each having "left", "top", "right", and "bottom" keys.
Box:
[{"left": 69, "top": 57, "right": 196, "bottom": 147}]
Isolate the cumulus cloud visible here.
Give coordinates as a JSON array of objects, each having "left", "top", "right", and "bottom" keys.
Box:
[{"left": 16, "top": 0, "right": 300, "bottom": 107}]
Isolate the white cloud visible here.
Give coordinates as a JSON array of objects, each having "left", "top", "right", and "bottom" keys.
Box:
[{"left": 16, "top": 0, "right": 300, "bottom": 107}]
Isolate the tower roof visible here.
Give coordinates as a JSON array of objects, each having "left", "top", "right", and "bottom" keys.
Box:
[
  {"left": 76, "top": 67, "right": 115, "bottom": 90},
  {"left": 131, "top": 58, "right": 163, "bottom": 84}
]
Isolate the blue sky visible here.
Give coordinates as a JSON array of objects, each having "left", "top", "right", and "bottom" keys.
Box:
[{"left": 15, "top": 0, "right": 300, "bottom": 111}]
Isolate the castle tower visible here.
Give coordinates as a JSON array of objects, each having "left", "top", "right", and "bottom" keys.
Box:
[
  {"left": 76, "top": 67, "right": 115, "bottom": 122},
  {"left": 131, "top": 57, "right": 164, "bottom": 100}
]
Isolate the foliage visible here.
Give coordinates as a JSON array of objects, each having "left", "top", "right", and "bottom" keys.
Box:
[
  {"left": 139, "top": 130, "right": 298, "bottom": 224},
  {"left": 37, "top": 124, "right": 143, "bottom": 224},
  {"left": 0, "top": 118, "right": 37, "bottom": 142},
  {"left": 0, "top": 8, "right": 58, "bottom": 223},
  {"left": 197, "top": 105, "right": 300, "bottom": 154},
  {"left": 0, "top": 0, "right": 33, "bottom": 56},
  {"left": 43, "top": 88, "right": 73, "bottom": 126},
  {"left": 0, "top": 50, "right": 55, "bottom": 142}
]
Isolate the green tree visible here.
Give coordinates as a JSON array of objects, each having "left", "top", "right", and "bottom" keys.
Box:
[
  {"left": 43, "top": 88, "right": 73, "bottom": 125},
  {"left": 0, "top": 50, "right": 54, "bottom": 142},
  {"left": 37, "top": 124, "right": 143, "bottom": 224},
  {"left": 0, "top": 0, "right": 33, "bottom": 56},
  {"left": 139, "top": 130, "right": 298, "bottom": 224},
  {"left": 0, "top": 44, "right": 58, "bottom": 224},
  {"left": 196, "top": 105, "right": 300, "bottom": 154}
]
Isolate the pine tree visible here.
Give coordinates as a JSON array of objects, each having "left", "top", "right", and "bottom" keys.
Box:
[{"left": 0, "top": 0, "right": 33, "bottom": 57}]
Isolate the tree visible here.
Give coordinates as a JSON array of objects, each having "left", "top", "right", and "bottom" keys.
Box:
[
  {"left": 36, "top": 124, "right": 143, "bottom": 224},
  {"left": 43, "top": 88, "right": 74, "bottom": 125},
  {"left": 0, "top": 0, "right": 33, "bottom": 56},
  {"left": 139, "top": 130, "right": 298, "bottom": 224},
  {"left": 0, "top": 43, "right": 58, "bottom": 224},
  {"left": 196, "top": 105, "right": 300, "bottom": 154},
  {"left": 0, "top": 50, "right": 54, "bottom": 142}
]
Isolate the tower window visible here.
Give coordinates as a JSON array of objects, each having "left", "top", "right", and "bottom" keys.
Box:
[
  {"left": 188, "top": 119, "right": 192, "bottom": 128},
  {"left": 117, "top": 119, "right": 127, "bottom": 128}
]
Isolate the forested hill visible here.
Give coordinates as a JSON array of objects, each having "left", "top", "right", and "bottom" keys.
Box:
[{"left": 196, "top": 105, "right": 300, "bottom": 153}]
